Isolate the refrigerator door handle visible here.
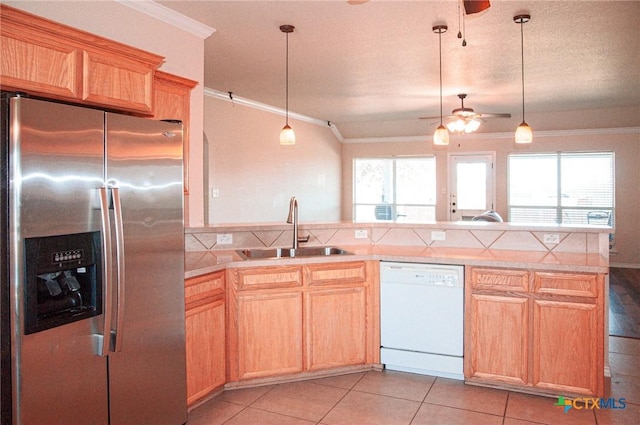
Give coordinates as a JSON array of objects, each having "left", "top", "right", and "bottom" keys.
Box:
[
  {"left": 111, "top": 186, "right": 126, "bottom": 352},
  {"left": 95, "top": 186, "right": 114, "bottom": 356}
]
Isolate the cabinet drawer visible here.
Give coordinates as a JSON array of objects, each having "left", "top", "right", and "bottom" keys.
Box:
[
  {"left": 236, "top": 266, "right": 302, "bottom": 290},
  {"left": 304, "top": 261, "right": 367, "bottom": 286},
  {"left": 533, "top": 272, "right": 599, "bottom": 298},
  {"left": 468, "top": 268, "right": 529, "bottom": 292},
  {"left": 185, "top": 271, "right": 224, "bottom": 309}
]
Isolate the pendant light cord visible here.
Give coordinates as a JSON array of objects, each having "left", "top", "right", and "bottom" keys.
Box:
[
  {"left": 438, "top": 28, "right": 443, "bottom": 125},
  {"left": 520, "top": 19, "right": 525, "bottom": 122},
  {"left": 285, "top": 30, "right": 289, "bottom": 126}
]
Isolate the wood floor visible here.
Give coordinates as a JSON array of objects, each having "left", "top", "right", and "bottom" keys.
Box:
[{"left": 609, "top": 267, "right": 640, "bottom": 339}]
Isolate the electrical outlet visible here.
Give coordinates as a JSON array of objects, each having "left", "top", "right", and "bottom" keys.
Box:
[
  {"left": 216, "top": 233, "right": 233, "bottom": 245},
  {"left": 355, "top": 229, "right": 368, "bottom": 239},
  {"left": 211, "top": 188, "right": 219, "bottom": 198},
  {"left": 543, "top": 234, "right": 560, "bottom": 244},
  {"left": 431, "top": 230, "right": 446, "bottom": 241}
]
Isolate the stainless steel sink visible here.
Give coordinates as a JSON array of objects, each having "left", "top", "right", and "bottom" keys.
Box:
[{"left": 237, "top": 246, "right": 352, "bottom": 260}]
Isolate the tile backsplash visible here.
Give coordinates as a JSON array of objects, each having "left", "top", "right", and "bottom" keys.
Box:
[{"left": 186, "top": 222, "right": 609, "bottom": 259}]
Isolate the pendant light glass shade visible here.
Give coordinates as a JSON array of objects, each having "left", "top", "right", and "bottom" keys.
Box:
[
  {"left": 280, "top": 24, "right": 295, "bottom": 146},
  {"left": 434, "top": 125, "right": 450, "bottom": 145},
  {"left": 432, "top": 24, "right": 449, "bottom": 146},
  {"left": 280, "top": 124, "right": 295, "bottom": 145},
  {"left": 514, "top": 14, "right": 532, "bottom": 144},
  {"left": 515, "top": 122, "right": 533, "bottom": 144}
]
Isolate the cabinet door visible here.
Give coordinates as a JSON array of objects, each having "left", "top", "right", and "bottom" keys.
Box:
[
  {"left": 153, "top": 71, "right": 197, "bottom": 194},
  {"left": 185, "top": 298, "right": 225, "bottom": 406},
  {"left": 305, "top": 287, "right": 367, "bottom": 371},
  {"left": 532, "top": 299, "right": 601, "bottom": 395},
  {"left": 237, "top": 291, "right": 303, "bottom": 380},
  {"left": 0, "top": 29, "right": 81, "bottom": 98},
  {"left": 82, "top": 51, "right": 156, "bottom": 113},
  {"left": 466, "top": 294, "right": 528, "bottom": 385}
]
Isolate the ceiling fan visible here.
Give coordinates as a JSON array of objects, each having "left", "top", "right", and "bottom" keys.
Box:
[{"left": 421, "top": 93, "right": 511, "bottom": 133}]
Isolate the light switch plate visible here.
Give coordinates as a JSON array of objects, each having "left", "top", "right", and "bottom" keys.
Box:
[{"left": 216, "top": 233, "right": 233, "bottom": 245}]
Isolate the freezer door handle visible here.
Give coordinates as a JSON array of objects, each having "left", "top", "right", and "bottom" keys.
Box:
[
  {"left": 111, "top": 186, "right": 126, "bottom": 352},
  {"left": 95, "top": 186, "right": 114, "bottom": 356}
]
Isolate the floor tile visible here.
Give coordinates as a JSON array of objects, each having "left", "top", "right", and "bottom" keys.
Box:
[
  {"left": 605, "top": 374, "right": 640, "bottom": 405},
  {"left": 250, "top": 380, "right": 348, "bottom": 422},
  {"left": 594, "top": 401, "right": 640, "bottom": 425},
  {"left": 423, "top": 377, "right": 508, "bottom": 416},
  {"left": 187, "top": 399, "right": 244, "bottom": 425},
  {"left": 216, "top": 384, "right": 275, "bottom": 406},
  {"left": 609, "top": 336, "right": 640, "bottom": 356},
  {"left": 352, "top": 370, "right": 435, "bottom": 402},
  {"left": 307, "top": 371, "right": 366, "bottom": 389},
  {"left": 411, "top": 403, "right": 503, "bottom": 425},
  {"left": 502, "top": 418, "right": 547, "bottom": 425},
  {"left": 224, "top": 406, "right": 316, "bottom": 425},
  {"left": 321, "top": 390, "right": 420, "bottom": 425},
  {"left": 505, "top": 392, "right": 596, "bottom": 425},
  {"left": 609, "top": 352, "right": 640, "bottom": 377}
]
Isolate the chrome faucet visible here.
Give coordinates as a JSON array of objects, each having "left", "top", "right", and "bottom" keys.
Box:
[
  {"left": 286, "top": 196, "right": 309, "bottom": 249},
  {"left": 286, "top": 196, "right": 300, "bottom": 249}
]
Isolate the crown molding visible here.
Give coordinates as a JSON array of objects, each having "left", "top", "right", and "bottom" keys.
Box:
[
  {"left": 116, "top": 0, "right": 215, "bottom": 39},
  {"left": 204, "top": 88, "right": 344, "bottom": 142}
]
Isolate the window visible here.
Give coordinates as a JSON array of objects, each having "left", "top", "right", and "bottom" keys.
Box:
[
  {"left": 353, "top": 157, "right": 436, "bottom": 222},
  {"left": 508, "top": 152, "right": 614, "bottom": 227}
]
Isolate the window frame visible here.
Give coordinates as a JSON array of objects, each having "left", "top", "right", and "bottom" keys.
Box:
[
  {"left": 507, "top": 150, "right": 615, "bottom": 229},
  {"left": 352, "top": 156, "right": 437, "bottom": 223}
]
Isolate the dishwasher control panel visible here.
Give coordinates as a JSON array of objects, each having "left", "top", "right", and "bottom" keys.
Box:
[{"left": 380, "top": 262, "right": 463, "bottom": 287}]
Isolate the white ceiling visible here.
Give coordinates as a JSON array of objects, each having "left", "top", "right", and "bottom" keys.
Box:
[{"left": 158, "top": 0, "right": 640, "bottom": 139}]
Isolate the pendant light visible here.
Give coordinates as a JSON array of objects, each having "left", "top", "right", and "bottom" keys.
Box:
[
  {"left": 514, "top": 14, "right": 532, "bottom": 144},
  {"left": 433, "top": 24, "right": 449, "bottom": 146},
  {"left": 279, "top": 24, "right": 295, "bottom": 146}
]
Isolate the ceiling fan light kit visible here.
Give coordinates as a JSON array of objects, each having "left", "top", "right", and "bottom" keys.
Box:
[
  {"left": 514, "top": 13, "right": 532, "bottom": 144},
  {"left": 279, "top": 24, "right": 296, "bottom": 146},
  {"left": 432, "top": 24, "right": 450, "bottom": 146}
]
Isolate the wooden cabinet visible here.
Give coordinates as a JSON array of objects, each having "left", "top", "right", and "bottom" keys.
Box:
[
  {"left": 305, "top": 286, "right": 366, "bottom": 371},
  {"left": 227, "top": 261, "right": 378, "bottom": 383},
  {"left": 153, "top": 71, "right": 197, "bottom": 195},
  {"left": 1, "top": 4, "right": 162, "bottom": 113},
  {"left": 184, "top": 271, "right": 225, "bottom": 406},
  {"left": 465, "top": 267, "right": 604, "bottom": 397},
  {"left": 237, "top": 290, "right": 303, "bottom": 379},
  {"left": 304, "top": 262, "right": 369, "bottom": 371},
  {"left": 467, "top": 294, "right": 529, "bottom": 385}
]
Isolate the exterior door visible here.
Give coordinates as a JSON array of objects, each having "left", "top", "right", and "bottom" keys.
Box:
[{"left": 448, "top": 154, "right": 495, "bottom": 221}]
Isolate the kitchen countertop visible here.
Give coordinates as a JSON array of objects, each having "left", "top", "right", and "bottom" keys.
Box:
[{"left": 185, "top": 244, "right": 609, "bottom": 279}]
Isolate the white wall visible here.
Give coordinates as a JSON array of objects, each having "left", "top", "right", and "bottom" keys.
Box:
[
  {"left": 6, "top": 0, "right": 207, "bottom": 226},
  {"left": 204, "top": 95, "right": 342, "bottom": 224}
]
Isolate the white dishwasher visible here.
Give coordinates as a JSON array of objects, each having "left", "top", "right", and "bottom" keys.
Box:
[{"left": 380, "top": 261, "right": 464, "bottom": 380}]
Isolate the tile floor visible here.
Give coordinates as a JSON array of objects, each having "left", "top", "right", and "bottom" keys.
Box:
[{"left": 188, "top": 337, "right": 640, "bottom": 425}]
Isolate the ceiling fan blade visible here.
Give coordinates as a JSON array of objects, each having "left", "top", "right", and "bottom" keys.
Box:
[
  {"left": 419, "top": 114, "right": 458, "bottom": 120},
  {"left": 463, "top": 0, "right": 491, "bottom": 15},
  {"left": 476, "top": 112, "right": 511, "bottom": 118}
]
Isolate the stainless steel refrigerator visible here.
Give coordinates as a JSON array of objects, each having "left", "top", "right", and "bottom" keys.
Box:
[{"left": 0, "top": 94, "right": 187, "bottom": 424}]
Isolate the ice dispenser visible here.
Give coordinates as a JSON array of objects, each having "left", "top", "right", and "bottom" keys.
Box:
[{"left": 24, "top": 231, "right": 102, "bottom": 334}]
